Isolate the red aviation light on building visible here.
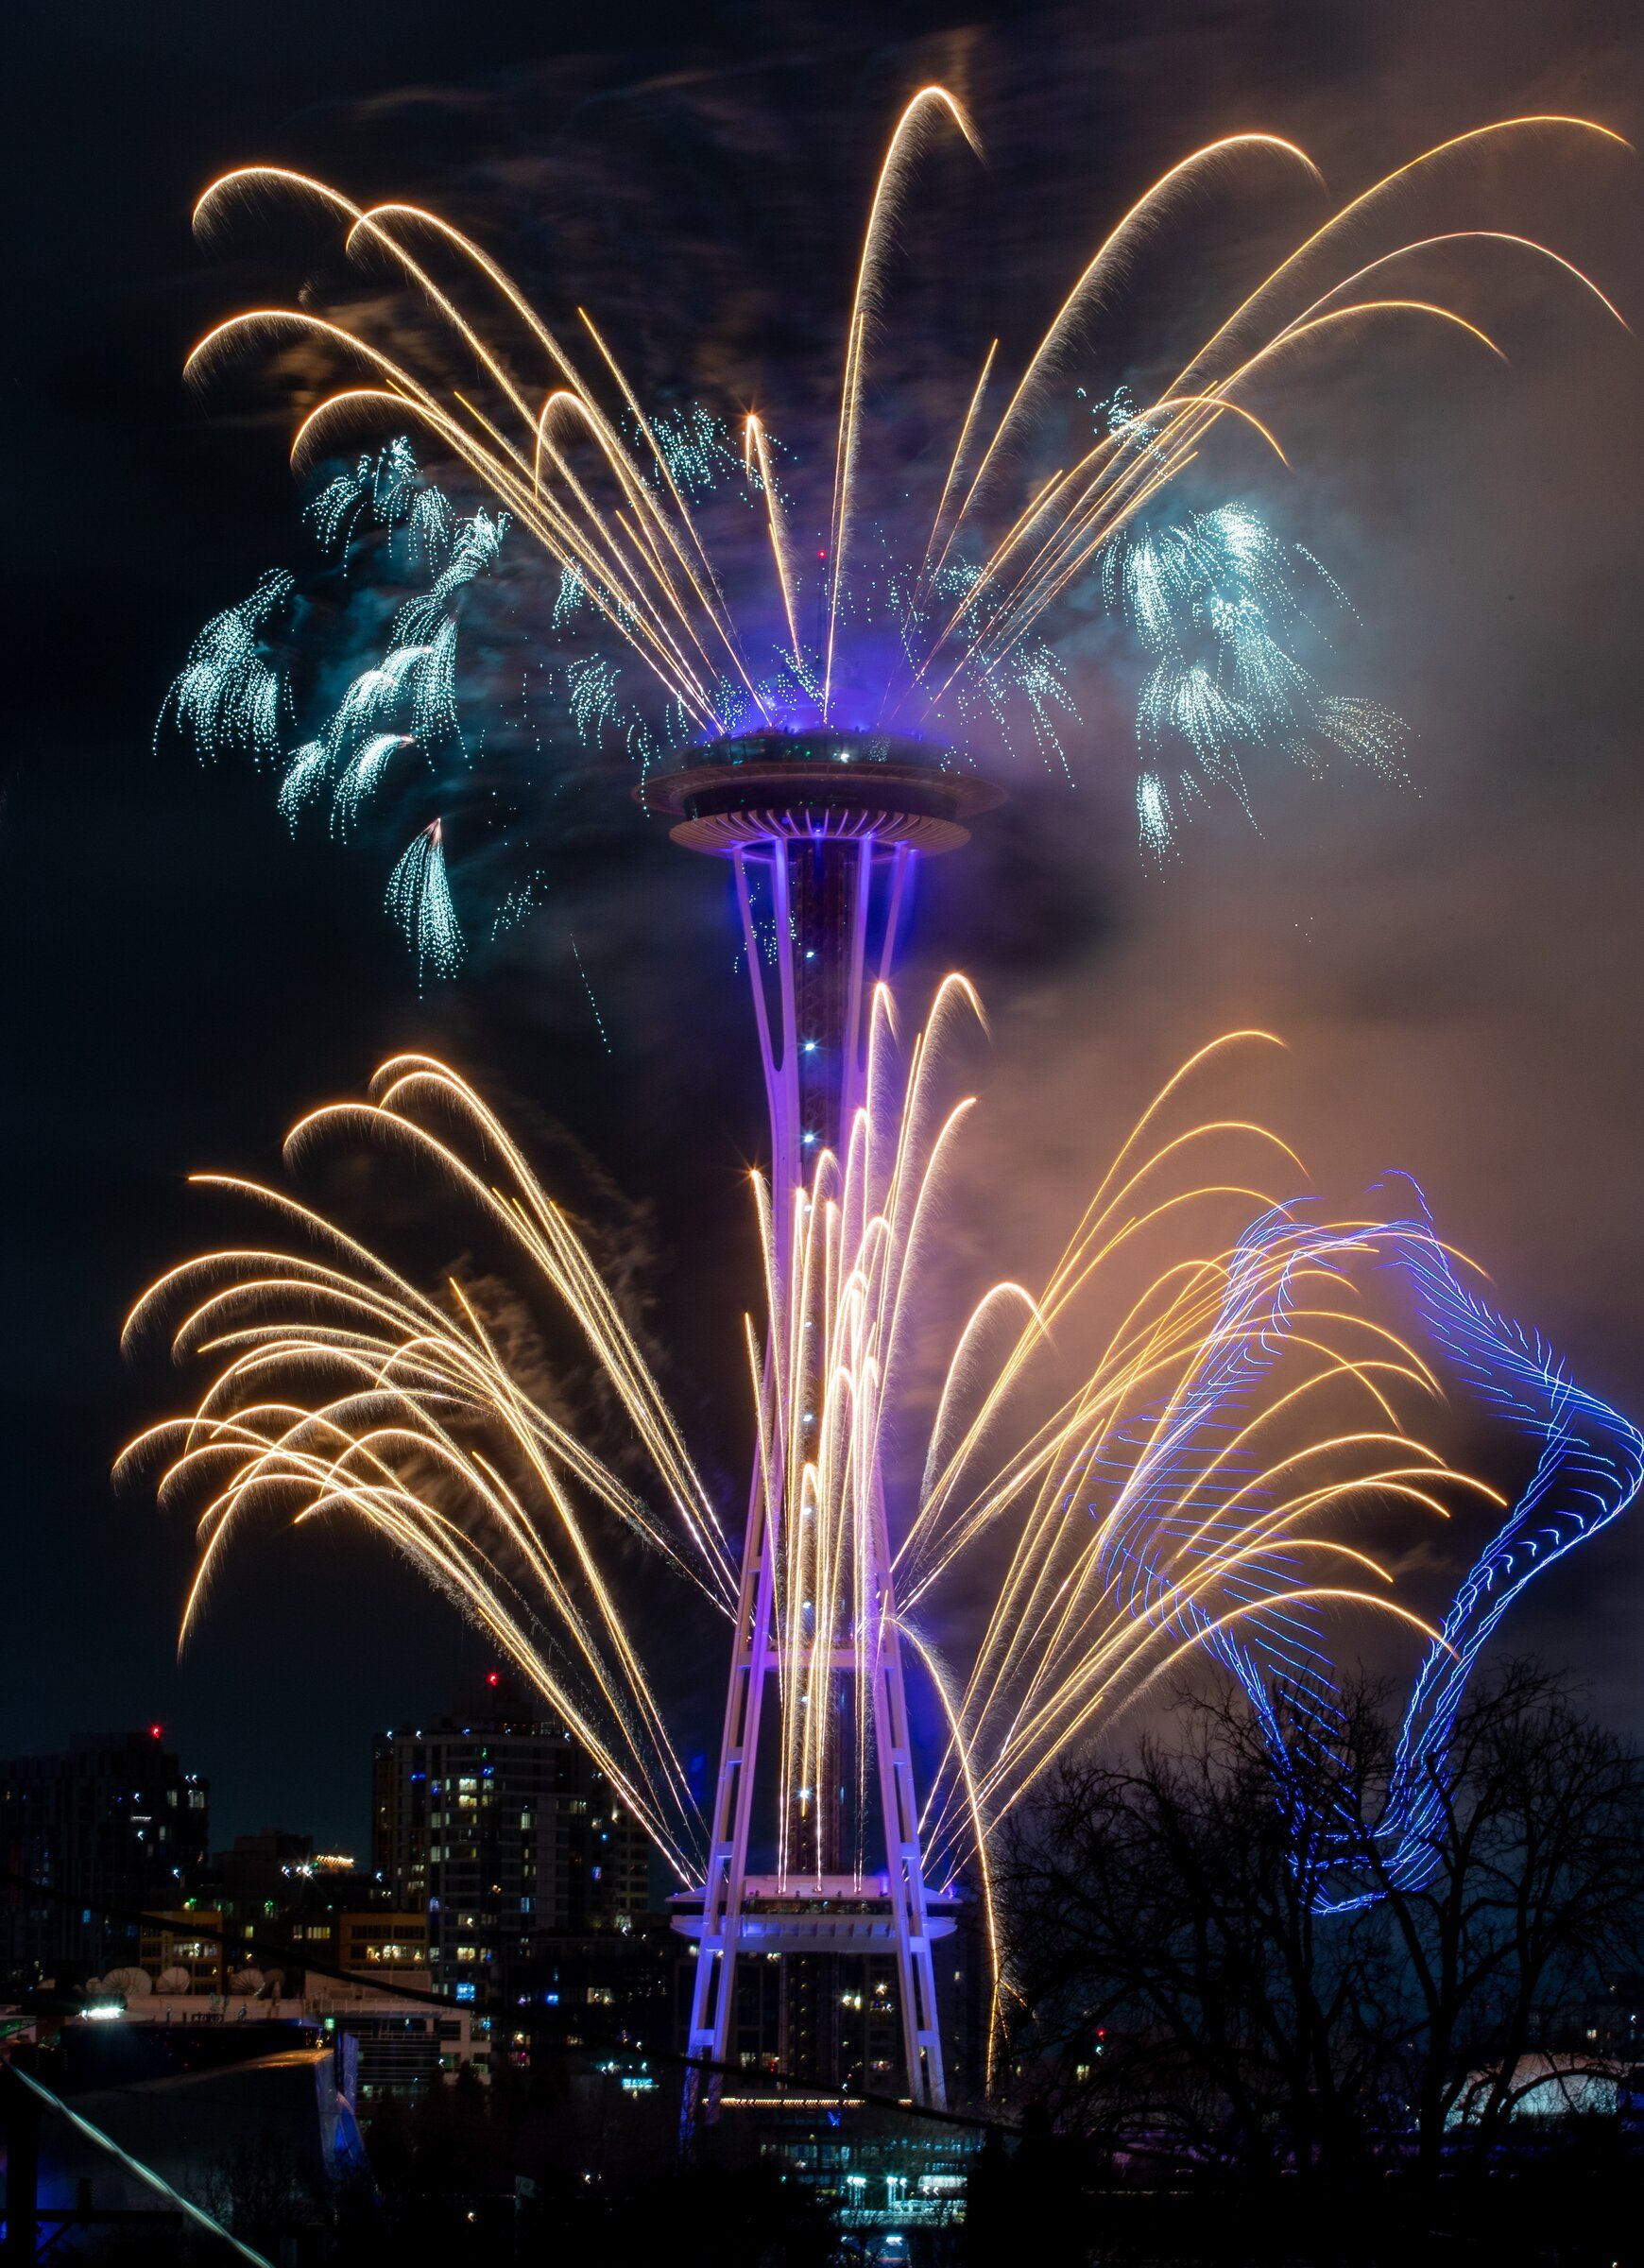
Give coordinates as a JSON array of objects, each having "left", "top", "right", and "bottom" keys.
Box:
[
  {"left": 148, "top": 1724, "right": 163, "bottom": 1741},
  {"left": 486, "top": 1672, "right": 501, "bottom": 1688}
]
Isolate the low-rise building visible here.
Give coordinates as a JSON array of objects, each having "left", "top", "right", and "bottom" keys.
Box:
[
  {"left": 135, "top": 1908, "right": 226, "bottom": 1995},
  {"left": 334, "top": 1909, "right": 428, "bottom": 1977},
  {"left": 64, "top": 1978, "right": 487, "bottom": 2103}
]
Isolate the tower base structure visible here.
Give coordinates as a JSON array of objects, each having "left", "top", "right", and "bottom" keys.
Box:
[
  {"left": 642, "top": 735, "right": 996, "bottom": 2123},
  {"left": 668, "top": 1874, "right": 962, "bottom": 2096}
]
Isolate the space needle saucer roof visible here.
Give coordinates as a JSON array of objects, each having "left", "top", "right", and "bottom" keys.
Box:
[{"left": 639, "top": 730, "right": 1002, "bottom": 854}]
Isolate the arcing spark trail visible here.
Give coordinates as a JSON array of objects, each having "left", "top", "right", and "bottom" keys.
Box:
[
  {"left": 120, "top": 981, "right": 1640, "bottom": 2084},
  {"left": 163, "top": 99, "right": 1626, "bottom": 959}
]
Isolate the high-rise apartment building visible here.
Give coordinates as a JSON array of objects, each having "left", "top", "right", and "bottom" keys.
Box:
[
  {"left": 0, "top": 1729, "right": 209, "bottom": 1978},
  {"left": 370, "top": 1675, "right": 650, "bottom": 2001}
]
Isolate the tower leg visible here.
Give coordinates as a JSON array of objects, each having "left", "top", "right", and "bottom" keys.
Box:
[
  {"left": 682, "top": 1449, "right": 777, "bottom": 2131},
  {"left": 868, "top": 1477, "right": 948, "bottom": 2109}
]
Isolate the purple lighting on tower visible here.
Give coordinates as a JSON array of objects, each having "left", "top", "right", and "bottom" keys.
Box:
[{"left": 643, "top": 732, "right": 998, "bottom": 2122}]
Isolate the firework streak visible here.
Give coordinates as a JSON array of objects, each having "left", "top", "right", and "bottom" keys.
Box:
[
  {"left": 121, "top": 986, "right": 1640, "bottom": 2071},
  {"left": 164, "top": 99, "right": 1628, "bottom": 952}
]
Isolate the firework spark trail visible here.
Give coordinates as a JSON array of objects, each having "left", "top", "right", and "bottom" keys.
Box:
[
  {"left": 821, "top": 84, "right": 984, "bottom": 720},
  {"left": 1105, "top": 503, "right": 1409, "bottom": 848},
  {"left": 569, "top": 934, "right": 614, "bottom": 1056},
  {"left": 122, "top": 976, "right": 1640, "bottom": 2092},
  {"left": 872, "top": 1022, "right": 1639, "bottom": 2064},
  {"left": 746, "top": 975, "right": 992, "bottom": 1883},
  {"left": 896, "top": 1044, "right": 1495, "bottom": 1872},
  {"left": 895, "top": 117, "right": 1627, "bottom": 704},
  {"left": 163, "top": 100, "right": 1627, "bottom": 962},
  {"left": 385, "top": 819, "right": 463, "bottom": 985},
  {"left": 742, "top": 413, "right": 804, "bottom": 669},
  {"left": 159, "top": 569, "right": 292, "bottom": 763},
  {"left": 120, "top": 1054, "right": 737, "bottom": 1882}
]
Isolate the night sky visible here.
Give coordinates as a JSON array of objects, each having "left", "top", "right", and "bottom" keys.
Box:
[{"left": 9, "top": 0, "right": 1644, "bottom": 1853}]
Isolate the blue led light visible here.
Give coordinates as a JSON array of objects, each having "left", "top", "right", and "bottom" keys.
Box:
[{"left": 1081, "top": 1185, "right": 1644, "bottom": 1911}]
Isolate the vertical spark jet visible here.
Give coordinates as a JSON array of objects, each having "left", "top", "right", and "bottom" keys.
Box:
[{"left": 644, "top": 732, "right": 998, "bottom": 2117}]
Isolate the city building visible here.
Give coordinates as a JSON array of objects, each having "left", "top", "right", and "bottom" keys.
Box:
[
  {"left": 308, "top": 1973, "right": 489, "bottom": 2099},
  {"left": 211, "top": 1826, "right": 319, "bottom": 1908},
  {"left": 371, "top": 1673, "right": 652, "bottom": 2006},
  {"left": 187, "top": 1829, "right": 402, "bottom": 1984},
  {"left": 715, "top": 2094, "right": 974, "bottom": 2239},
  {"left": 0, "top": 1730, "right": 209, "bottom": 1980},
  {"left": 19, "top": 2018, "right": 365, "bottom": 2252},
  {"left": 55, "top": 1977, "right": 484, "bottom": 2106},
  {"left": 519, "top": 1911, "right": 683, "bottom": 2067},
  {"left": 136, "top": 1908, "right": 226, "bottom": 1994},
  {"left": 335, "top": 1909, "right": 430, "bottom": 1979}
]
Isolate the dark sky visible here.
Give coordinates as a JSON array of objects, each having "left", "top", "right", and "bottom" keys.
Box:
[{"left": 8, "top": 0, "right": 1643, "bottom": 1852}]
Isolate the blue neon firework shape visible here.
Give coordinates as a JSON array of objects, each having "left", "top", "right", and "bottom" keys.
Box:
[{"left": 1091, "top": 1192, "right": 1643, "bottom": 1908}]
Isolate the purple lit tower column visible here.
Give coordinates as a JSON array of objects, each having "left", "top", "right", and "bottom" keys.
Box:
[{"left": 643, "top": 733, "right": 999, "bottom": 2120}]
